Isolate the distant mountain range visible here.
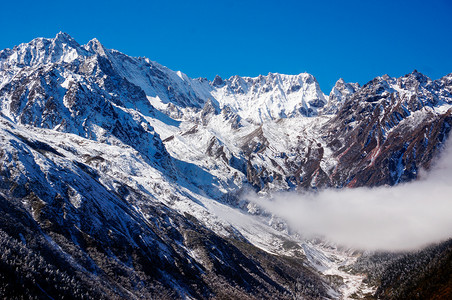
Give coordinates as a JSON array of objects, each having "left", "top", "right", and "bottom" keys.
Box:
[{"left": 0, "top": 32, "right": 451, "bottom": 299}]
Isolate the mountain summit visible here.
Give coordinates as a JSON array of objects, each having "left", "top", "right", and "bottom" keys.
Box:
[
  {"left": 1, "top": 33, "right": 330, "bottom": 123},
  {"left": 0, "top": 33, "right": 451, "bottom": 299}
]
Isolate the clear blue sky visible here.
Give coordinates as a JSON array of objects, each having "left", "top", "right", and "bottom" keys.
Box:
[{"left": 1, "top": 0, "right": 451, "bottom": 91}]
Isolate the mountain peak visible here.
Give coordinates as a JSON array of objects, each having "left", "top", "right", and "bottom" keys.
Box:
[
  {"left": 212, "top": 75, "right": 224, "bottom": 87},
  {"left": 85, "top": 38, "right": 108, "bottom": 57},
  {"left": 334, "top": 78, "right": 346, "bottom": 86},
  {"left": 87, "top": 37, "right": 102, "bottom": 46},
  {"left": 325, "top": 78, "right": 360, "bottom": 114},
  {"left": 1, "top": 34, "right": 452, "bottom": 300},
  {"left": 0, "top": 32, "right": 83, "bottom": 68},
  {"left": 55, "top": 31, "right": 72, "bottom": 40},
  {"left": 402, "top": 69, "right": 431, "bottom": 85},
  {"left": 407, "top": 69, "right": 428, "bottom": 79},
  {"left": 53, "top": 32, "right": 78, "bottom": 46}
]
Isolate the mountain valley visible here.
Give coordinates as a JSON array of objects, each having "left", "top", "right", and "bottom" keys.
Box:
[{"left": 0, "top": 32, "right": 451, "bottom": 299}]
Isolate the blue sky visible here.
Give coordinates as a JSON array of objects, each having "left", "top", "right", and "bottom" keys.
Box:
[{"left": 1, "top": 0, "right": 451, "bottom": 91}]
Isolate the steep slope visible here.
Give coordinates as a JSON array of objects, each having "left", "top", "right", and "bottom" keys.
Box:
[
  {"left": 1, "top": 33, "right": 452, "bottom": 299},
  {"left": 210, "top": 72, "right": 327, "bottom": 123},
  {"left": 0, "top": 117, "right": 328, "bottom": 299},
  {"left": 0, "top": 33, "right": 173, "bottom": 171},
  {"left": 189, "top": 71, "right": 452, "bottom": 192},
  {"left": 349, "top": 239, "right": 452, "bottom": 300},
  {"left": 375, "top": 239, "right": 452, "bottom": 299},
  {"left": 324, "top": 71, "right": 452, "bottom": 187},
  {"left": 324, "top": 78, "right": 360, "bottom": 114}
]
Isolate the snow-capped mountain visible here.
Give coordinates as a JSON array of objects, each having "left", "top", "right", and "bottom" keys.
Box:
[
  {"left": 0, "top": 32, "right": 328, "bottom": 124},
  {"left": 324, "top": 78, "right": 360, "bottom": 114},
  {"left": 1, "top": 33, "right": 451, "bottom": 299},
  {"left": 210, "top": 72, "right": 327, "bottom": 122}
]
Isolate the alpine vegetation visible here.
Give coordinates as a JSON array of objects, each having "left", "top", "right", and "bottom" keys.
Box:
[{"left": 248, "top": 137, "right": 452, "bottom": 251}]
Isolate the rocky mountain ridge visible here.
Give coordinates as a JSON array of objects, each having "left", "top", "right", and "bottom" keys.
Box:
[{"left": 1, "top": 33, "right": 451, "bottom": 299}]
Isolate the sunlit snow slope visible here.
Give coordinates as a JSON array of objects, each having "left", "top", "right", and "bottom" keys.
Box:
[{"left": 1, "top": 32, "right": 451, "bottom": 299}]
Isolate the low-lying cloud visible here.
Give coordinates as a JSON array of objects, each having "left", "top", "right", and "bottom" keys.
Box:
[{"left": 248, "top": 139, "right": 452, "bottom": 251}]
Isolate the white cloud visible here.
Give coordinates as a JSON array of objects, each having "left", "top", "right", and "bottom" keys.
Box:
[{"left": 247, "top": 139, "right": 452, "bottom": 251}]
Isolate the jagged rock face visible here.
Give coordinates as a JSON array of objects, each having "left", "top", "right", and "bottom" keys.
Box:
[
  {"left": 236, "top": 71, "right": 452, "bottom": 191},
  {"left": 211, "top": 72, "right": 328, "bottom": 123},
  {"left": 323, "top": 71, "right": 452, "bottom": 187},
  {"left": 0, "top": 114, "right": 327, "bottom": 300},
  {"left": 0, "top": 32, "right": 84, "bottom": 69},
  {"left": 0, "top": 35, "right": 171, "bottom": 166},
  {"left": 199, "top": 99, "right": 218, "bottom": 126},
  {"left": 324, "top": 78, "right": 360, "bottom": 114},
  {"left": 1, "top": 33, "right": 452, "bottom": 299}
]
